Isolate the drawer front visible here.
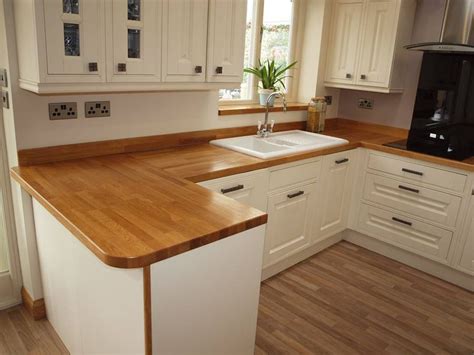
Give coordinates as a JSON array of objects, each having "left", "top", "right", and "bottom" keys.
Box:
[
  {"left": 358, "top": 204, "right": 453, "bottom": 261},
  {"left": 367, "top": 153, "right": 467, "bottom": 193},
  {"left": 269, "top": 160, "right": 321, "bottom": 191},
  {"left": 198, "top": 170, "right": 268, "bottom": 211},
  {"left": 363, "top": 174, "right": 462, "bottom": 227}
]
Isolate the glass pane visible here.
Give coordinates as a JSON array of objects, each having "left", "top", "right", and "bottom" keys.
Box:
[
  {"left": 261, "top": 0, "right": 292, "bottom": 68},
  {"left": 63, "top": 0, "right": 79, "bottom": 14},
  {"left": 64, "top": 23, "right": 80, "bottom": 56},
  {"left": 219, "top": 0, "right": 254, "bottom": 100},
  {"left": 128, "top": 0, "right": 141, "bottom": 21},
  {"left": 128, "top": 29, "right": 141, "bottom": 58}
]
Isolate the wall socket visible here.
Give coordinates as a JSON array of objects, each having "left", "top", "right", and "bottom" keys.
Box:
[
  {"left": 2, "top": 90, "right": 9, "bottom": 108},
  {"left": 358, "top": 98, "right": 374, "bottom": 109},
  {"left": 85, "top": 101, "right": 110, "bottom": 118},
  {"left": 0, "top": 68, "right": 7, "bottom": 87},
  {"left": 49, "top": 102, "right": 77, "bottom": 120}
]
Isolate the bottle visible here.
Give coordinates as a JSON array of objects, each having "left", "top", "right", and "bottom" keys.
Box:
[{"left": 306, "top": 98, "right": 319, "bottom": 133}]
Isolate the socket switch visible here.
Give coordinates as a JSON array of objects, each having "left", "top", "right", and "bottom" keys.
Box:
[
  {"left": 2, "top": 90, "right": 9, "bottom": 108},
  {"left": 0, "top": 69, "right": 7, "bottom": 87},
  {"left": 85, "top": 101, "right": 110, "bottom": 118},
  {"left": 358, "top": 98, "right": 374, "bottom": 109},
  {"left": 49, "top": 102, "right": 77, "bottom": 120}
]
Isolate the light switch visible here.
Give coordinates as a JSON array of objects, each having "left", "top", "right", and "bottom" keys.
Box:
[{"left": 1, "top": 90, "right": 9, "bottom": 108}]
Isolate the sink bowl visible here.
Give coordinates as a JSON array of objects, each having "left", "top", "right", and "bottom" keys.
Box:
[{"left": 210, "top": 130, "right": 349, "bottom": 159}]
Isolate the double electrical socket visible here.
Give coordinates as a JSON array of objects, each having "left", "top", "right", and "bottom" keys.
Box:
[
  {"left": 358, "top": 98, "right": 374, "bottom": 109},
  {"left": 49, "top": 102, "right": 77, "bottom": 120},
  {"left": 85, "top": 101, "right": 111, "bottom": 118}
]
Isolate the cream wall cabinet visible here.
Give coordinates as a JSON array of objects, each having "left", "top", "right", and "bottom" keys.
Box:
[
  {"left": 324, "top": 0, "right": 417, "bottom": 93},
  {"left": 14, "top": 0, "right": 247, "bottom": 94}
]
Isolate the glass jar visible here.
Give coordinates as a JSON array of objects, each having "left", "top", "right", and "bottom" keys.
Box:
[{"left": 306, "top": 97, "right": 327, "bottom": 133}]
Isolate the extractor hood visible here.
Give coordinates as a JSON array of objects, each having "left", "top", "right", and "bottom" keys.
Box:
[{"left": 405, "top": 0, "right": 474, "bottom": 53}]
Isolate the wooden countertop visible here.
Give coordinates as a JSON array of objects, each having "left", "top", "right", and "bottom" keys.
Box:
[{"left": 11, "top": 119, "right": 474, "bottom": 268}]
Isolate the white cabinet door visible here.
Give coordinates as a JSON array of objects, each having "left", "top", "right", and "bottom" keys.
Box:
[
  {"left": 315, "top": 151, "right": 355, "bottom": 242},
  {"left": 264, "top": 183, "right": 317, "bottom": 267},
  {"left": 206, "top": 0, "right": 247, "bottom": 83},
  {"left": 108, "top": 0, "right": 161, "bottom": 81},
  {"left": 356, "top": 0, "right": 397, "bottom": 87},
  {"left": 162, "top": 0, "right": 209, "bottom": 82},
  {"left": 197, "top": 170, "right": 268, "bottom": 212},
  {"left": 456, "top": 195, "right": 474, "bottom": 275},
  {"left": 43, "top": 0, "right": 105, "bottom": 79},
  {"left": 325, "top": 0, "right": 363, "bottom": 84}
]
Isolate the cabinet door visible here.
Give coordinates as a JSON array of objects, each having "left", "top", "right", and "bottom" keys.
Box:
[
  {"left": 162, "top": 0, "right": 208, "bottom": 82},
  {"left": 356, "top": 0, "right": 398, "bottom": 87},
  {"left": 457, "top": 196, "right": 474, "bottom": 275},
  {"left": 264, "top": 183, "right": 317, "bottom": 267},
  {"left": 324, "top": 0, "right": 363, "bottom": 84},
  {"left": 44, "top": 0, "right": 105, "bottom": 79},
  {"left": 109, "top": 0, "right": 161, "bottom": 81},
  {"left": 315, "top": 151, "right": 355, "bottom": 242},
  {"left": 206, "top": 0, "right": 247, "bottom": 83}
]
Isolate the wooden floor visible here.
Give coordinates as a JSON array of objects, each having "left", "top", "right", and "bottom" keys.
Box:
[
  {"left": 0, "top": 241, "right": 472, "bottom": 354},
  {"left": 256, "top": 242, "right": 474, "bottom": 354}
]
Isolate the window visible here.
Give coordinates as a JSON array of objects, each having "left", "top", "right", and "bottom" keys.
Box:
[{"left": 219, "top": 0, "right": 299, "bottom": 103}]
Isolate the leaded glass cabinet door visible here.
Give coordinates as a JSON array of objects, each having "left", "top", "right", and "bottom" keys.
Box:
[
  {"left": 43, "top": 0, "right": 105, "bottom": 79},
  {"left": 109, "top": 0, "right": 161, "bottom": 81}
]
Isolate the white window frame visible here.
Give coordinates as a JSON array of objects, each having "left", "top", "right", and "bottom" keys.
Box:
[{"left": 219, "top": 0, "right": 303, "bottom": 105}]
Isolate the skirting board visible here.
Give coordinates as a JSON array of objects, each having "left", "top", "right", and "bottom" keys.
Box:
[
  {"left": 343, "top": 229, "right": 474, "bottom": 292},
  {"left": 262, "top": 233, "right": 343, "bottom": 280},
  {"left": 21, "top": 287, "right": 46, "bottom": 320}
]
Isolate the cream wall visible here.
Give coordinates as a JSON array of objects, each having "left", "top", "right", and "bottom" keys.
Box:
[{"left": 337, "top": 0, "right": 446, "bottom": 129}]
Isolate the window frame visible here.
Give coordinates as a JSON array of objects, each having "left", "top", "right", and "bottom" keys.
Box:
[{"left": 219, "top": 0, "right": 302, "bottom": 106}]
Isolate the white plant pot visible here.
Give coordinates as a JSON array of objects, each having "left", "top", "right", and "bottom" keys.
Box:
[{"left": 259, "top": 89, "right": 276, "bottom": 106}]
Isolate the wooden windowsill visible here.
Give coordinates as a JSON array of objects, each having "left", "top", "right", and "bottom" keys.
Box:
[{"left": 218, "top": 102, "right": 308, "bottom": 116}]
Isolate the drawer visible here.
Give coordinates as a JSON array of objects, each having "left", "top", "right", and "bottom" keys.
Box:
[
  {"left": 269, "top": 160, "right": 321, "bottom": 191},
  {"left": 358, "top": 203, "right": 453, "bottom": 261},
  {"left": 363, "top": 174, "right": 462, "bottom": 227},
  {"left": 367, "top": 153, "right": 467, "bottom": 193}
]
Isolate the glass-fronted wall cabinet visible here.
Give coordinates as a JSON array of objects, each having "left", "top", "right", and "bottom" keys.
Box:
[{"left": 42, "top": 0, "right": 106, "bottom": 80}]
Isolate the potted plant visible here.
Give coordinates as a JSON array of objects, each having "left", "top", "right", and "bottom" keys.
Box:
[{"left": 244, "top": 59, "right": 297, "bottom": 106}]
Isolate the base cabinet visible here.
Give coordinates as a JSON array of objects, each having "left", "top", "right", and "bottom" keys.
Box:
[
  {"left": 455, "top": 193, "right": 474, "bottom": 275},
  {"left": 264, "top": 182, "right": 317, "bottom": 267}
]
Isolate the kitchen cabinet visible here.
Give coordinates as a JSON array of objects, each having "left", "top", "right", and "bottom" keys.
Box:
[
  {"left": 162, "top": 0, "right": 209, "bottom": 82},
  {"left": 14, "top": 0, "right": 246, "bottom": 94},
  {"left": 314, "top": 151, "right": 356, "bottom": 242},
  {"left": 324, "top": 0, "right": 363, "bottom": 85},
  {"left": 455, "top": 192, "right": 474, "bottom": 275},
  {"left": 35, "top": 0, "right": 106, "bottom": 80},
  {"left": 264, "top": 182, "right": 317, "bottom": 267},
  {"left": 108, "top": 0, "right": 161, "bottom": 82},
  {"left": 206, "top": 0, "right": 247, "bottom": 83},
  {"left": 324, "top": 0, "right": 417, "bottom": 93}
]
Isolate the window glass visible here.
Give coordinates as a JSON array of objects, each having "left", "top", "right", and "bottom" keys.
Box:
[
  {"left": 260, "top": 0, "right": 292, "bottom": 67},
  {"left": 128, "top": 0, "right": 141, "bottom": 21},
  {"left": 219, "top": 0, "right": 254, "bottom": 100},
  {"left": 128, "top": 29, "right": 141, "bottom": 58},
  {"left": 64, "top": 23, "right": 80, "bottom": 56},
  {"left": 63, "top": 0, "right": 79, "bottom": 14}
]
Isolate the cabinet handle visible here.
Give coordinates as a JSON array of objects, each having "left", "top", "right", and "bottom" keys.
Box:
[
  {"left": 88, "top": 62, "right": 98, "bottom": 72},
  {"left": 287, "top": 191, "right": 304, "bottom": 199},
  {"left": 221, "top": 184, "right": 244, "bottom": 194},
  {"left": 195, "top": 66, "right": 203, "bottom": 74},
  {"left": 392, "top": 217, "right": 412, "bottom": 227},
  {"left": 398, "top": 185, "right": 420, "bottom": 194},
  {"left": 402, "top": 168, "right": 424, "bottom": 176},
  {"left": 216, "top": 66, "right": 223, "bottom": 74},
  {"left": 335, "top": 158, "right": 349, "bottom": 164},
  {"left": 360, "top": 74, "right": 367, "bottom": 80},
  {"left": 118, "top": 63, "right": 126, "bottom": 72},
  {"left": 345, "top": 73, "right": 352, "bottom": 79}
]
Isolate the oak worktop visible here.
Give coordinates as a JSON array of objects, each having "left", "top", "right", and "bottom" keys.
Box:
[{"left": 11, "top": 120, "right": 474, "bottom": 268}]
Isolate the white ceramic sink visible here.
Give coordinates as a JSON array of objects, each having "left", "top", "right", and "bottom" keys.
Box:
[{"left": 210, "top": 130, "right": 349, "bottom": 159}]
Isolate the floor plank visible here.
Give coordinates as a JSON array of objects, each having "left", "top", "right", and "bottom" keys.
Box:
[{"left": 0, "top": 241, "right": 472, "bottom": 354}]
